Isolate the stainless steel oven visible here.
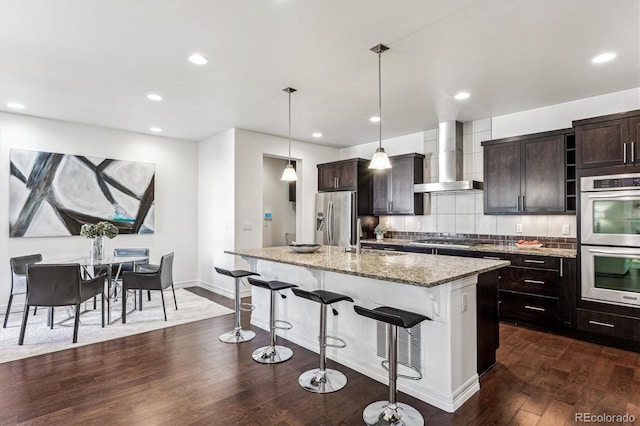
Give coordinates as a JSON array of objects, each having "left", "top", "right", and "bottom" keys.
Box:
[
  {"left": 580, "top": 173, "right": 640, "bottom": 247},
  {"left": 580, "top": 173, "right": 640, "bottom": 307},
  {"left": 581, "top": 246, "right": 640, "bottom": 307}
]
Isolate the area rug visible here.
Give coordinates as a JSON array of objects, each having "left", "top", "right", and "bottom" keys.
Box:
[{"left": 0, "top": 289, "right": 233, "bottom": 363}]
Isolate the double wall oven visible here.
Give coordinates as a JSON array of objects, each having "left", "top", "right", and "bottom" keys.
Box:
[{"left": 580, "top": 173, "right": 640, "bottom": 307}]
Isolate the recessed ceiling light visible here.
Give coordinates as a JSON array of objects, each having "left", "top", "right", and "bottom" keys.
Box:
[
  {"left": 454, "top": 91, "right": 470, "bottom": 100},
  {"left": 147, "top": 93, "right": 163, "bottom": 101},
  {"left": 150, "top": 127, "right": 162, "bottom": 133},
  {"left": 312, "top": 132, "right": 323, "bottom": 138},
  {"left": 592, "top": 52, "right": 616, "bottom": 63},
  {"left": 7, "top": 102, "right": 25, "bottom": 109},
  {"left": 188, "top": 54, "right": 208, "bottom": 65},
  {"left": 369, "top": 116, "right": 380, "bottom": 123}
]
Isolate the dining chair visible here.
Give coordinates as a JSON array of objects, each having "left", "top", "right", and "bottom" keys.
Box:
[
  {"left": 113, "top": 248, "right": 150, "bottom": 308},
  {"left": 121, "top": 252, "right": 176, "bottom": 323},
  {"left": 18, "top": 264, "right": 105, "bottom": 344},
  {"left": 4, "top": 254, "right": 43, "bottom": 328}
]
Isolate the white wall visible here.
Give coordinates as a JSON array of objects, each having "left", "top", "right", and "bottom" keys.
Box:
[
  {"left": 262, "top": 156, "right": 296, "bottom": 247},
  {"left": 233, "top": 129, "right": 338, "bottom": 251},
  {"left": 1, "top": 112, "right": 199, "bottom": 313},
  {"left": 492, "top": 88, "right": 640, "bottom": 139},
  {"left": 197, "top": 128, "right": 236, "bottom": 296},
  {"left": 198, "top": 128, "right": 338, "bottom": 297}
]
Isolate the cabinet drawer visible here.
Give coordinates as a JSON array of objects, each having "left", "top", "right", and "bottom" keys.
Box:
[
  {"left": 499, "top": 267, "right": 558, "bottom": 297},
  {"left": 499, "top": 291, "right": 558, "bottom": 326},
  {"left": 576, "top": 309, "right": 640, "bottom": 341},
  {"left": 509, "top": 255, "right": 559, "bottom": 269}
]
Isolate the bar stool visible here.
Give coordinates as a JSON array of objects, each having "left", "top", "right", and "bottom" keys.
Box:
[
  {"left": 291, "top": 288, "right": 354, "bottom": 393},
  {"left": 247, "top": 277, "right": 297, "bottom": 364},
  {"left": 215, "top": 267, "right": 257, "bottom": 343},
  {"left": 354, "top": 305, "right": 431, "bottom": 426}
]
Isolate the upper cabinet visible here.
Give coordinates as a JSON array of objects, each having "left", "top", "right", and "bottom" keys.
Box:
[
  {"left": 573, "top": 110, "right": 640, "bottom": 171},
  {"left": 318, "top": 159, "right": 361, "bottom": 191},
  {"left": 317, "top": 158, "right": 373, "bottom": 214},
  {"left": 482, "top": 129, "right": 573, "bottom": 215},
  {"left": 372, "top": 153, "right": 425, "bottom": 215}
]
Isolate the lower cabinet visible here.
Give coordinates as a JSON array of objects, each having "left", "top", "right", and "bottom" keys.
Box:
[{"left": 576, "top": 309, "right": 640, "bottom": 344}]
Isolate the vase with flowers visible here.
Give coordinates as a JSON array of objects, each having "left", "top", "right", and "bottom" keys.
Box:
[
  {"left": 374, "top": 224, "right": 387, "bottom": 241},
  {"left": 80, "top": 221, "right": 119, "bottom": 262}
]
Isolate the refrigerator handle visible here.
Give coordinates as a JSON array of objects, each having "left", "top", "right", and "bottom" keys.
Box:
[{"left": 327, "top": 201, "right": 334, "bottom": 245}]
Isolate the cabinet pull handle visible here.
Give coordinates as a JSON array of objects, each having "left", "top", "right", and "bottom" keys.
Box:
[
  {"left": 524, "top": 305, "right": 545, "bottom": 312},
  {"left": 560, "top": 259, "right": 563, "bottom": 277},
  {"left": 522, "top": 195, "right": 525, "bottom": 211},
  {"left": 524, "top": 279, "right": 545, "bottom": 285},
  {"left": 382, "top": 247, "right": 396, "bottom": 251},
  {"left": 588, "top": 320, "right": 614, "bottom": 328},
  {"left": 524, "top": 259, "right": 545, "bottom": 264},
  {"left": 622, "top": 295, "right": 639, "bottom": 301},
  {"left": 623, "top": 142, "right": 627, "bottom": 164},
  {"left": 390, "top": 201, "right": 393, "bottom": 212},
  {"left": 632, "top": 141, "right": 636, "bottom": 163},
  {"left": 516, "top": 196, "right": 520, "bottom": 210},
  {"left": 483, "top": 256, "right": 502, "bottom": 260}
]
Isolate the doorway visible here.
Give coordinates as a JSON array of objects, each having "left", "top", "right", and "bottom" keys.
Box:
[{"left": 262, "top": 156, "right": 297, "bottom": 247}]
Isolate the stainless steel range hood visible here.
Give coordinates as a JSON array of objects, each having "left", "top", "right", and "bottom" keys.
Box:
[{"left": 414, "top": 121, "right": 483, "bottom": 193}]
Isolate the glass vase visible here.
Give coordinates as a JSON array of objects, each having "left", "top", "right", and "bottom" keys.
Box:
[{"left": 91, "top": 236, "right": 105, "bottom": 263}]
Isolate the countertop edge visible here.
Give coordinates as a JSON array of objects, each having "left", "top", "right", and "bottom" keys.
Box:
[{"left": 225, "top": 248, "right": 510, "bottom": 288}]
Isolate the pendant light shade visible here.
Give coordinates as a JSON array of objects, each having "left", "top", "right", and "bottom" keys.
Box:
[
  {"left": 368, "top": 43, "right": 392, "bottom": 170},
  {"left": 281, "top": 87, "right": 298, "bottom": 181}
]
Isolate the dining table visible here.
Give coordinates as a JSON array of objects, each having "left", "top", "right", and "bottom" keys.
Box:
[{"left": 44, "top": 255, "right": 149, "bottom": 324}]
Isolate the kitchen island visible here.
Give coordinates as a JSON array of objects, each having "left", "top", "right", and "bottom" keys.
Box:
[{"left": 226, "top": 245, "right": 509, "bottom": 412}]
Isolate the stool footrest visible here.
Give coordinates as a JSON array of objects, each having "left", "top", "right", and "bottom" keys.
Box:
[
  {"left": 274, "top": 319, "right": 292, "bottom": 330},
  {"left": 240, "top": 302, "right": 255, "bottom": 312},
  {"left": 381, "top": 360, "right": 423, "bottom": 380},
  {"left": 324, "top": 335, "right": 347, "bottom": 349}
]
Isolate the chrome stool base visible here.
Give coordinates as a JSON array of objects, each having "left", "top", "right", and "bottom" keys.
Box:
[
  {"left": 252, "top": 345, "right": 293, "bottom": 364},
  {"left": 363, "top": 401, "right": 424, "bottom": 425},
  {"left": 298, "top": 368, "right": 348, "bottom": 394},
  {"left": 219, "top": 328, "right": 255, "bottom": 344}
]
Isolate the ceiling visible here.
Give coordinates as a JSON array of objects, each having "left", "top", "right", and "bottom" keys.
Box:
[{"left": 1, "top": 1, "right": 639, "bottom": 147}]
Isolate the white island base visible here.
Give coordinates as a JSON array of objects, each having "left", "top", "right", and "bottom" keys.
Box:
[{"left": 241, "top": 257, "right": 480, "bottom": 413}]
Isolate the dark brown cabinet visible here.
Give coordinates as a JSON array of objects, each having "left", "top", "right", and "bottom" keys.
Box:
[
  {"left": 482, "top": 129, "right": 573, "bottom": 214},
  {"left": 372, "top": 153, "right": 424, "bottom": 215},
  {"left": 317, "top": 159, "right": 360, "bottom": 191},
  {"left": 317, "top": 158, "right": 373, "bottom": 215},
  {"left": 573, "top": 110, "right": 640, "bottom": 171}
]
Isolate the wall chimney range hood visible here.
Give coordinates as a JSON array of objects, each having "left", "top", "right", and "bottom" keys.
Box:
[{"left": 414, "top": 121, "right": 483, "bottom": 193}]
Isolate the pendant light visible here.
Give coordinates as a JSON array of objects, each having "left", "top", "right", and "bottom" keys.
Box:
[
  {"left": 368, "top": 43, "right": 392, "bottom": 170},
  {"left": 281, "top": 87, "right": 298, "bottom": 181}
]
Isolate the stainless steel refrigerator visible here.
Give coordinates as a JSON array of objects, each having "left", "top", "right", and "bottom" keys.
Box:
[{"left": 315, "top": 191, "right": 357, "bottom": 248}]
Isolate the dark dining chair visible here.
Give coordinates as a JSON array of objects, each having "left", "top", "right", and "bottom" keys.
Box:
[
  {"left": 18, "top": 264, "right": 105, "bottom": 344},
  {"left": 121, "top": 252, "right": 176, "bottom": 323},
  {"left": 4, "top": 254, "right": 43, "bottom": 328},
  {"left": 113, "top": 248, "right": 150, "bottom": 309}
]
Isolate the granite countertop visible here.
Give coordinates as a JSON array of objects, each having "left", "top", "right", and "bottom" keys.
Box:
[
  {"left": 226, "top": 245, "right": 509, "bottom": 288},
  {"left": 361, "top": 239, "right": 577, "bottom": 258}
]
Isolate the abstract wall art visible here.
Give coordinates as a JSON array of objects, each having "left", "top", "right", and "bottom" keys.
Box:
[{"left": 9, "top": 149, "right": 155, "bottom": 237}]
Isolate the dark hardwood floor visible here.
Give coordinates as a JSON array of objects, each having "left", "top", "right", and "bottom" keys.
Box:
[{"left": 1, "top": 287, "right": 638, "bottom": 425}]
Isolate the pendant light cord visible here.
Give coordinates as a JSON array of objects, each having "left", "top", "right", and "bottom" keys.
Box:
[
  {"left": 378, "top": 50, "right": 382, "bottom": 150},
  {"left": 288, "top": 91, "right": 292, "bottom": 165}
]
